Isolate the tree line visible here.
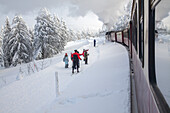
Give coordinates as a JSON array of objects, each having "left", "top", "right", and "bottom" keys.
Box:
[{"left": 0, "top": 8, "right": 87, "bottom": 68}]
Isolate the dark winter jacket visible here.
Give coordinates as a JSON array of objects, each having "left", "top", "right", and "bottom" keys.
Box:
[
  {"left": 84, "top": 51, "right": 89, "bottom": 58},
  {"left": 71, "top": 52, "right": 81, "bottom": 61}
]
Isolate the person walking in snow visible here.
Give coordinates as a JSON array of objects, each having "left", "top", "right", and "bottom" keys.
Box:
[
  {"left": 94, "top": 39, "right": 96, "bottom": 47},
  {"left": 81, "top": 49, "right": 89, "bottom": 64},
  {"left": 71, "top": 50, "right": 82, "bottom": 73},
  {"left": 63, "top": 53, "right": 69, "bottom": 68},
  {"left": 83, "top": 49, "right": 89, "bottom": 64}
]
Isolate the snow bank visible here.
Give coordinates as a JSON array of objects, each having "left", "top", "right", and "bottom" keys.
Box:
[{"left": 0, "top": 67, "right": 57, "bottom": 113}]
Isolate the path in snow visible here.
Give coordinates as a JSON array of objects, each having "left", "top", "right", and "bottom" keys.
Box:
[{"left": 42, "top": 41, "right": 130, "bottom": 113}]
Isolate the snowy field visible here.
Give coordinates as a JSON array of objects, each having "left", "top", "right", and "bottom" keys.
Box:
[
  {"left": 155, "top": 34, "right": 170, "bottom": 107},
  {"left": 0, "top": 37, "right": 130, "bottom": 113}
]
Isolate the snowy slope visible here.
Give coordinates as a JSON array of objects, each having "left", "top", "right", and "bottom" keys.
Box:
[{"left": 0, "top": 37, "right": 130, "bottom": 113}]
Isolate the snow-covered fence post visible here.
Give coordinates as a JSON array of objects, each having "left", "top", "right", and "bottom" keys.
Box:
[
  {"left": 17, "top": 66, "right": 24, "bottom": 80},
  {"left": 33, "top": 61, "right": 38, "bottom": 72},
  {"left": 55, "top": 72, "right": 60, "bottom": 96},
  {"left": 27, "top": 63, "right": 31, "bottom": 75},
  {"left": 30, "top": 62, "right": 35, "bottom": 73},
  {"left": 41, "top": 60, "right": 44, "bottom": 70}
]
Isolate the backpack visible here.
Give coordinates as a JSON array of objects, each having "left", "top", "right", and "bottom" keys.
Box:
[{"left": 73, "top": 54, "right": 78, "bottom": 61}]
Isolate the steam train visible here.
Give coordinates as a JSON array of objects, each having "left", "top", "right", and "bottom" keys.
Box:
[{"left": 105, "top": 0, "right": 170, "bottom": 113}]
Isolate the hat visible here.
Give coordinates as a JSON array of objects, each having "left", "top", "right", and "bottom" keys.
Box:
[
  {"left": 65, "top": 53, "right": 67, "bottom": 55},
  {"left": 74, "top": 50, "right": 77, "bottom": 52}
]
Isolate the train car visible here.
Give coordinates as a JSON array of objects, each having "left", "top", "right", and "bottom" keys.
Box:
[{"left": 106, "top": 0, "right": 170, "bottom": 113}]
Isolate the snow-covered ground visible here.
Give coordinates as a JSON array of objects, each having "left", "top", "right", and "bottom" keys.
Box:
[
  {"left": 0, "top": 37, "right": 130, "bottom": 113},
  {"left": 155, "top": 34, "right": 170, "bottom": 107}
]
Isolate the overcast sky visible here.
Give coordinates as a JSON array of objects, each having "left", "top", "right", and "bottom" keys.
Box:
[
  {"left": 0, "top": 0, "right": 132, "bottom": 32},
  {"left": 0, "top": 0, "right": 170, "bottom": 32}
]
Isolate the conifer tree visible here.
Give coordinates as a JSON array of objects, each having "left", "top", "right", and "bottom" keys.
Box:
[
  {"left": 2, "top": 17, "right": 12, "bottom": 67},
  {"left": 53, "top": 15, "right": 65, "bottom": 52},
  {"left": 9, "top": 15, "right": 32, "bottom": 66},
  {"left": 34, "top": 8, "right": 61, "bottom": 59}
]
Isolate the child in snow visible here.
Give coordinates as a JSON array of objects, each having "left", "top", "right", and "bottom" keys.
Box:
[{"left": 63, "top": 53, "right": 69, "bottom": 68}]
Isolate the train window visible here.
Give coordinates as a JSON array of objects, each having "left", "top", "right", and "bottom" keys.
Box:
[
  {"left": 117, "top": 31, "right": 122, "bottom": 42},
  {"left": 155, "top": 0, "right": 170, "bottom": 107},
  {"left": 123, "top": 29, "right": 128, "bottom": 46},
  {"left": 139, "top": 0, "right": 144, "bottom": 67},
  {"left": 111, "top": 32, "right": 115, "bottom": 42}
]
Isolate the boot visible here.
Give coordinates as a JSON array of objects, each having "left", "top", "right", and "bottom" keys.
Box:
[{"left": 77, "top": 68, "right": 79, "bottom": 73}]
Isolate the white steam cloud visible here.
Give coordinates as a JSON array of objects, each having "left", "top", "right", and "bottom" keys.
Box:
[
  {"left": 69, "top": 0, "right": 131, "bottom": 29},
  {"left": 0, "top": 0, "right": 131, "bottom": 29}
]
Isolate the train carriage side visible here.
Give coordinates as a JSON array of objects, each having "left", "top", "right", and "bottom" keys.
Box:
[
  {"left": 132, "top": 0, "right": 170, "bottom": 112},
  {"left": 105, "top": 0, "right": 170, "bottom": 112}
]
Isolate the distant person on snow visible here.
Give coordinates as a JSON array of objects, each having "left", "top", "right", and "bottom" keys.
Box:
[
  {"left": 71, "top": 50, "right": 82, "bottom": 73},
  {"left": 94, "top": 39, "right": 96, "bottom": 47},
  {"left": 63, "top": 53, "right": 69, "bottom": 68}
]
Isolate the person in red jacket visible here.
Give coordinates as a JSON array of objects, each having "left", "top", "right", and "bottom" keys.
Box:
[{"left": 71, "top": 50, "right": 82, "bottom": 73}]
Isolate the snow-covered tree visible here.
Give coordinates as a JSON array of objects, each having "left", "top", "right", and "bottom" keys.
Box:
[
  {"left": 76, "top": 31, "right": 82, "bottom": 40},
  {"left": 2, "top": 17, "right": 12, "bottom": 67},
  {"left": 34, "top": 8, "right": 61, "bottom": 59},
  {"left": 60, "top": 20, "right": 69, "bottom": 43},
  {"left": 9, "top": 15, "right": 32, "bottom": 66},
  {"left": 113, "top": 1, "right": 132, "bottom": 31},
  {"left": 0, "top": 30, "right": 3, "bottom": 67},
  {"left": 29, "top": 28, "right": 34, "bottom": 42},
  {"left": 81, "top": 31, "right": 87, "bottom": 39},
  {"left": 0, "top": 27, "right": 2, "bottom": 47},
  {"left": 67, "top": 29, "right": 76, "bottom": 41},
  {"left": 53, "top": 15, "right": 66, "bottom": 51},
  {"left": 0, "top": 48, "right": 3, "bottom": 67},
  {"left": 0, "top": 28, "right": 2, "bottom": 45}
]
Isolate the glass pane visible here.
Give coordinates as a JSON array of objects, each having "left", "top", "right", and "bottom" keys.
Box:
[
  {"left": 117, "top": 32, "right": 122, "bottom": 42},
  {"left": 155, "top": 0, "right": 170, "bottom": 107},
  {"left": 111, "top": 32, "right": 115, "bottom": 41}
]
